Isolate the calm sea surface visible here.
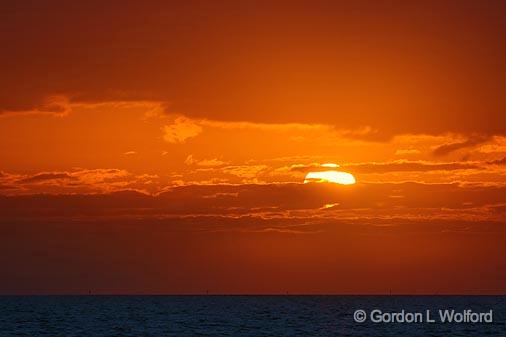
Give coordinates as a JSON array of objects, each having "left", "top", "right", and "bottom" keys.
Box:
[{"left": 0, "top": 296, "right": 505, "bottom": 336}]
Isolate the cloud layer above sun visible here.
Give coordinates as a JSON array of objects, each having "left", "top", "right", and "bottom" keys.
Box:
[{"left": 1, "top": 1, "right": 506, "bottom": 138}]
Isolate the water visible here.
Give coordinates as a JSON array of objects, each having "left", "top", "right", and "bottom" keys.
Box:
[{"left": 0, "top": 296, "right": 505, "bottom": 336}]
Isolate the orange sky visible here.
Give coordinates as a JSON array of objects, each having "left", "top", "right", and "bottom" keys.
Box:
[{"left": 1, "top": 0, "right": 505, "bottom": 294}]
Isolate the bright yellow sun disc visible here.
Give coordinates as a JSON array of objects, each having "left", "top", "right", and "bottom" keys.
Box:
[{"left": 304, "top": 171, "right": 356, "bottom": 185}]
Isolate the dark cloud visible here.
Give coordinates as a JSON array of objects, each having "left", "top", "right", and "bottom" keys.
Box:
[
  {"left": 1, "top": 182, "right": 504, "bottom": 219},
  {"left": 0, "top": 169, "right": 163, "bottom": 195},
  {"left": 343, "top": 161, "right": 481, "bottom": 174},
  {"left": 290, "top": 161, "right": 481, "bottom": 174},
  {"left": 1, "top": 1, "right": 506, "bottom": 136},
  {"left": 433, "top": 135, "right": 491, "bottom": 156},
  {"left": 488, "top": 157, "right": 506, "bottom": 165},
  {"left": 17, "top": 172, "right": 74, "bottom": 184}
]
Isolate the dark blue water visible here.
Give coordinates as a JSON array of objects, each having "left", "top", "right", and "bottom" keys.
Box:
[{"left": 0, "top": 296, "right": 504, "bottom": 336}]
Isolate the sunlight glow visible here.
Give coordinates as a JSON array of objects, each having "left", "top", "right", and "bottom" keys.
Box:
[
  {"left": 321, "top": 163, "right": 339, "bottom": 168},
  {"left": 304, "top": 170, "right": 356, "bottom": 185},
  {"left": 321, "top": 203, "right": 340, "bottom": 209}
]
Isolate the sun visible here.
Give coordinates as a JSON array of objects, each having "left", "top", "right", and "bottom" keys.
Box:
[{"left": 304, "top": 166, "right": 356, "bottom": 185}]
